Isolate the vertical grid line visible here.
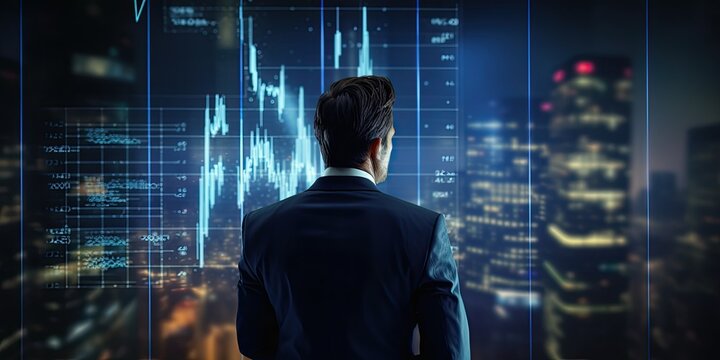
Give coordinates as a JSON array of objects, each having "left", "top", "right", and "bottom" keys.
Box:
[
  {"left": 239, "top": 1, "right": 244, "bottom": 220},
  {"left": 160, "top": 108, "right": 164, "bottom": 285},
  {"left": 320, "top": 0, "right": 325, "bottom": 93},
  {"left": 65, "top": 109, "right": 69, "bottom": 287},
  {"left": 19, "top": 0, "right": 24, "bottom": 357},
  {"left": 101, "top": 108, "right": 105, "bottom": 287},
  {"left": 454, "top": 2, "right": 460, "bottom": 274},
  {"left": 645, "top": 0, "right": 652, "bottom": 358},
  {"left": 126, "top": 109, "right": 130, "bottom": 288},
  {"left": 527, "top": 0, "right": 534, "bottom": 357},
  {"left": 76, "top": 111, "right": 81, "bottom": 289},
  {"left": 415, "top": 0, "right": 421, "bottom": 205},
  {"left": 146, "top": 0, "right": 152, "bottom": 358}
]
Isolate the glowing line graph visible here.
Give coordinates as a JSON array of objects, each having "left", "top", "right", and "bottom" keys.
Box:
[
  {"left": 334, "top": 7, "right": 342, "bottom": 69},
  {"left": 133, "top": 0, "right": 146, "bottom": 22},
  {"left": 239, "top": 3, "right": 379, "bottom": 200},
  {"left": 238, "top": 8, "right": 322, "bottom": 206},
  {"left": 331, "top": 6, "right": 373, "bottom": 75},
  {"left": 239, "top": 86, "right": 319, "bottom": 201},
  {"left": 357, "top": 7, "right": 373, "bottom": 76},
  {"left": 196, "top": 95, "right": 228, "bottom": 268},
  {"left": 187, "top": 4, "right": 380, "bottom": 267}
]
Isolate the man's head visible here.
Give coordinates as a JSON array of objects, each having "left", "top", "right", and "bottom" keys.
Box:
[{"left": 313, "top": 76, "right": 396, "bottom": 183}]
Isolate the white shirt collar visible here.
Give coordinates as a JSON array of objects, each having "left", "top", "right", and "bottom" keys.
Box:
[{"left": 321, "top": 167, "right": 376, "bottom": 184}]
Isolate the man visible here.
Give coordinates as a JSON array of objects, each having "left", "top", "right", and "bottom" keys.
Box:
[{"left": 236, "top": 76, "right": 470, "bottom": 359}]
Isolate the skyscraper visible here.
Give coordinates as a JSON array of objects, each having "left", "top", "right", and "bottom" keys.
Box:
[
  {"left": 463, "top": 98, "right": 544, "bottom": 306},
  {"left": 461, "top": 98, "right": 547, "bottom": 357},
  {"left": 543, "top": 56, "right": 632, "bottom": 359}
]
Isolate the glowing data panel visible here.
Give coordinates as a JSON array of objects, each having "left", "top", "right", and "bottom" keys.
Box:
[{"left": 40, "top": 0, "right": 459, "bottom": 289}]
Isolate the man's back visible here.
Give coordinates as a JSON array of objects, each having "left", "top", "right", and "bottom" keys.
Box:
[{"left": 236, "top": 175, "right": 470, "bottom": 359}]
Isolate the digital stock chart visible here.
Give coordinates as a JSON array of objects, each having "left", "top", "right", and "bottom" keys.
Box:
[
  {"left": 41, "top": 0, "right": 459, "bottom": 285},
  {"left": 24, "top": 1, "right": 460, "bottom": 357}
]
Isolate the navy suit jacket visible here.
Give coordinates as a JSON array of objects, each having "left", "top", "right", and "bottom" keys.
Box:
[{"left": 236, "top": 175, "right": 470, "bottom": 359}]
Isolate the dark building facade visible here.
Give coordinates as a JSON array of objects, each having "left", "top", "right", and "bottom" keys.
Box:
[
  {"left": 648, "top": 171, "right": 680, "bottom": 222},
  {"left": 686, "top": 124, "right": 720, "bottom": 238},
  {"left": 0, "top": 57, "right": 21, "bottom": 360},
  {"left": 652, "top": 124, "right": 720, "bottom": 359}
]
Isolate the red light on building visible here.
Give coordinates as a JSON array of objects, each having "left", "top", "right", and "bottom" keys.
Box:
[
  {"left": 575, "top": 61, "right": 595, "bottom": 75},
  {"left": 540, "top": 101, "right": 553, "bottom": 112},
  {"left": 624, "top": 67, "right": 632, "bottom": 78},
  {"left": 553, "top": 69, "right": 566, "bottom": 83}
]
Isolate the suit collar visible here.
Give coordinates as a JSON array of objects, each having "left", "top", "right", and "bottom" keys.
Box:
[
  {"left": 322, "top": 166, "right": 376, "bottom": 184},
  {"left": 307, "top": 175, "right": 381, "bottom": 192}
]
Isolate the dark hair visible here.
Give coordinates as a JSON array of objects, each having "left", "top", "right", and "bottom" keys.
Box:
[{"left": 313, "top": 76, "right": 396, "bottom": 167}]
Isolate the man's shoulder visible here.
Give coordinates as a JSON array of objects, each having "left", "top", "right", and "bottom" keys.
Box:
[
  {"left": 243, "top": 192, "right": 303, "bottom": 223},
  {"left": 374, "top": 191, "right": 441, "bottom": 220}
]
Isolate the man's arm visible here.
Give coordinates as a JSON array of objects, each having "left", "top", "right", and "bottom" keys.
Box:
[
  {"left": 415, "top": 214, "right": 471, "bottom": 359},
  {"left": 236, "top": 212, "right": 278, "bottom": 359}
]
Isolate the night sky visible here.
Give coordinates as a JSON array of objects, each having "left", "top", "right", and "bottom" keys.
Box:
[{"left": 461, "top": 0, "right": 720, "bottom": 194}]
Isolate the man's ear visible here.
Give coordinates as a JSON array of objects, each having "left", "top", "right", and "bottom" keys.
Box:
[{"left": 368, "top": 138, "right": 382, "bottom": 161}]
